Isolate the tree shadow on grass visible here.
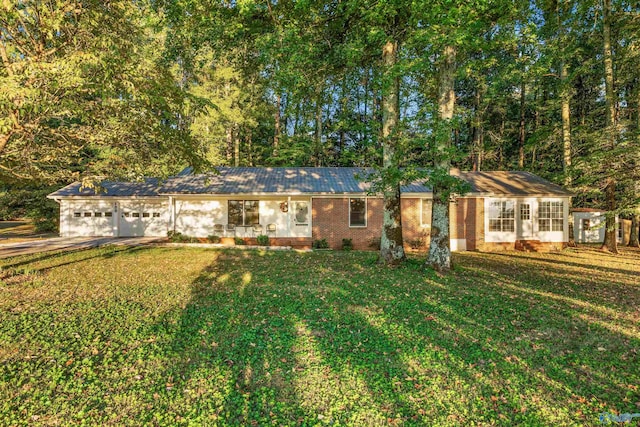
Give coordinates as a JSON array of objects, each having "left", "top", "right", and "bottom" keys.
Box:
[
  {"left": 0, "top": 246, "right": 154, "bottom": 286},
  {"left": 487, "top": 251, "right": 640, "bottom": 279},
  {"left": 148, "top": 250, "right": 556, "bottom": 425}
]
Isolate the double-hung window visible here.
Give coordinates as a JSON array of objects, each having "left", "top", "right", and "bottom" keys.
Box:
[
  {"left": 228, "top": 200, "right": 259, "bottom": 226},
  {"left": 539, "top": 201, "right": 563, "bottom": 231},
  {"left": 488, "top": 201, "right": 515, "bottom": 232},
  {"left": 349, "top": 198, "right": 366, "bottom": 227}
]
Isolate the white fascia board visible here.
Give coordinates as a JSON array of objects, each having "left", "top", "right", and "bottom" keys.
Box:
[
  {"left": 51, "top": 196, "right": 166, "bottom": 202},
  {"left": 483, "top": 193, "right": 571, "bottom": 198}
]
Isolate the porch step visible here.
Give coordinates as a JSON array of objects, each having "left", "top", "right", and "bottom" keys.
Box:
[
  {"left": 279, "top": 238, "right": 313, "bottom": 249},
  {"left": 515, "top": 240, "right": 544, "bottom": 252}
]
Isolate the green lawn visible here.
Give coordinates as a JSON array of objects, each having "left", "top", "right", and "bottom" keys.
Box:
[{"left": 1, "top": 246, "right": 638, "bottom": 426}]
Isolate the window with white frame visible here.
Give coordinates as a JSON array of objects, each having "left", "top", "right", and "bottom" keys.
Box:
[
  {"left": 539, "top": 201, "right": 564, "bottom": 231},
  {"left": 520, "top": 203, "right": 531, "bottom": 221},
  {"left": 421, "top": 199, "right": 432, "bottom": 226},
  {"left": 349, "top": 198, "right": 366, "bottom": 227},
  {"left": 488, "top": 201, "right": 515, "bottom": 232}
]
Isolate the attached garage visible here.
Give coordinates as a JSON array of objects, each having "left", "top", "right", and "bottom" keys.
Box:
[{"left": 48, "top": 179, "right": 168, "bottom": 238}]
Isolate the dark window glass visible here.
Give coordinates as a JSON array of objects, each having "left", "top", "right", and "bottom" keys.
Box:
[
  {"left": 105, "top": 212, "right": 113, "bottom": 217},
  {"left": 74, "top": 212, "right": 81, "bottom": 218},
  {"left": 84, "top": 212, "right": 92, "bottom": 217},
  {"left": 228, "top": 201, "right": 243, "bottom": 225},
  {"left": 350, "top": 198, "right": 366, "bottom": 227},
  {"left": 132, "top": 212, "right": 140, "bottom": 218},
  {"left": 142, "top": 212, "right": 150, "bottom": 218},
  {"left": 244, "top": 200, "right": 259, "bottom": 225},
  {"left": 94, "top": 212, "right": 103, "bottom": 217}
]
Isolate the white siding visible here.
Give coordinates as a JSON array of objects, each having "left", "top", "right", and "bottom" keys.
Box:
[{"left": 174, "top": 199, "right": 226, "bottom": 237}]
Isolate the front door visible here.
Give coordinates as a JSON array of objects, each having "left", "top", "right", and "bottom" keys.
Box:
[
  {"left": 518, "top": 202, "right": 533, "bottom": 239},
  {"left": 290, "top": 200, "right": 311, "bottom": 238}
]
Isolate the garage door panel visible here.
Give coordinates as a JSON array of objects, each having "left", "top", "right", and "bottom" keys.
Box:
[
  {"left": 118, "top": 201, "right": 167, "bottom": 237},
  {"left": 64, "top": 201, "right": 115, "bottom": 237}
]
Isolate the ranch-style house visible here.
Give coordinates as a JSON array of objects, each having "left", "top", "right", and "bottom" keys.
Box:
[{"left": 48, "top": 167, "right": 573, "bottom": 251}]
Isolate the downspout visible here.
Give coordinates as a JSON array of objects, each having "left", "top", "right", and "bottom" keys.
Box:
[{"left": 169, "top": 196, "right": 176, "bottom": 234}]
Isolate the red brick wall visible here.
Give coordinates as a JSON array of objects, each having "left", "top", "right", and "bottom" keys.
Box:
[
  {"left": 450, "top": 197, "right": 483, "bottom": 251},
  {"left": 312, "top": 197, "right": 428, "bottom": 250}
]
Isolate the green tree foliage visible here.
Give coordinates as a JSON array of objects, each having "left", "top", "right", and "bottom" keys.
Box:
[{"left": 0, "top": 0, "right": 204, "bottom": 184}]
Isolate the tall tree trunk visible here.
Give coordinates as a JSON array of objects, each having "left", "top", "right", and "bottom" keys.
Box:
[
  {"left": 498, "top": 118, "right": 505, "bottom": 169},
  {"left": 314, "top": 85, "right": 323, "bottom": 167},
  {"left": 471, "top": 86, "right": 482, "bottom": 171},
  {"left": 518, "top": 79, "right": 526, "bottom": 169},
  {"left": 273, "top": 93, "right": 281, "bottom": 158},
  {"left": 225, "top": 125, "right": 233, "bottom": 165},
  {"left": 427, "top": 45, "right": 456, "bottom": 272},
  {"left": 629, "top": 214, "right": 640, "bottom": 247},
  {"left": 246, "top": 128, "right": 253, "bottom": 167},
  {"left": 339, "top": 78, "right": 347, "bottom": 158},
  {"left": 560, "top": 62, "right": 575, "bottom": 245},
  {"left": 602, "top": 0, "right": 618, "bottom": 253},
  {"left": 379, "top": 40, "right": 406, "bottom": 265},
  {"left": 233, "top": 123, "right": 240, "bottom": 167},
  {"left": 561, "top": 62, "right": 572, "bottom": 187}
]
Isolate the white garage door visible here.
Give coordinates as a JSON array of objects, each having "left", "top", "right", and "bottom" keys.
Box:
[
  {"left": 118, "top": 201, "right": 168, "bottom": 237},
  {"left": 63, "top": 201, "right": 115, "bottom": 237}
]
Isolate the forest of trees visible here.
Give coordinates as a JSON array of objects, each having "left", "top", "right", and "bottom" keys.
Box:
[{"left": 1, "top": 1, "right": 639, "bottom": 263}]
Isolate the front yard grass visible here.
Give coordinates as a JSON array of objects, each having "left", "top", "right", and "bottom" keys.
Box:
[{"left": 0, "top": 246, "right": 638, "bottom": 426}]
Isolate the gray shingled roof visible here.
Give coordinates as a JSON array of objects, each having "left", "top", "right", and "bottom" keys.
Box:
[
  {"left": 48, "top": 179, "right": 160, "bottom": 198},
  {"left": 48, "top": 168, "right": 571, "bottom": 198},
  {"left": 158, "top": 167, "right": 432, "bottom": 194},
  {"left": 455, "top": 171, "right": 573, "bottom": 196}
]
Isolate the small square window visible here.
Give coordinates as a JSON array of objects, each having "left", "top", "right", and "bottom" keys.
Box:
[
  {"left": 94, "top": 212, "right": 103, "bottom": 217},
  {"left": 132, "top": 212, "right": 140, "bottom": 218},
  {"left": 74, "top": 212, "right": 81, "bottom": 218},
  {"left": 520, "top": 204, "right": 531, "bottom": 221},
  {"left": 105, "top": 212, "right": 113, "bottom": 217},
  {"left": 84, "top": 212, "right": 92, "bottom": 217},
  {"left": 123, "top": 212, "right": 130, "bottom": 217},
  {"left": 152, "top": 212, "right": 160, "bottom": 218},
  {"left": 142, "top": 212, "right": 150, "bottom": 218}
]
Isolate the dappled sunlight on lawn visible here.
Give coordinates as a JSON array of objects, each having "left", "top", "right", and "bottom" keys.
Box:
[
  {"left": 0, "top": 246, "right": 638, "bottom": 425},
  {"left": 290, "top": 317, "right": 388, "bottom": 424}
]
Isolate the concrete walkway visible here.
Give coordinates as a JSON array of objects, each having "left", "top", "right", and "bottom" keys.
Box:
[{"left": 0, "top": 237, "right": 164, "bottom": 259}]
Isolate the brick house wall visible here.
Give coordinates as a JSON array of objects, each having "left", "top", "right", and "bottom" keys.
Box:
[
  {"left": 450, "top": 197, "right": 483, "bottom": 251},
  {"left": 312, "top": 197, "right": 429, "bottom": 250}
]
